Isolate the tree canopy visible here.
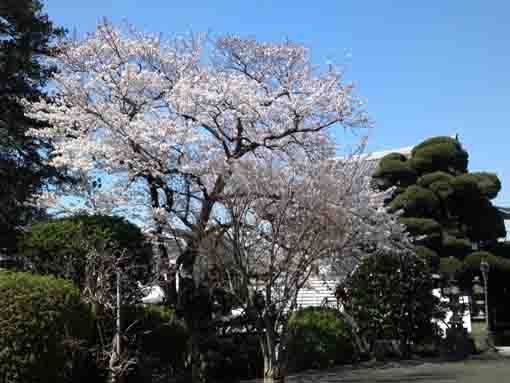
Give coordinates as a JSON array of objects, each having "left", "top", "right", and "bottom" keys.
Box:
[
  {"left": 374, "top": 136, "right": 506, "bottom": 274},
  {"left": 17, "top": 214, "right": 153, "bottom": 288},
  {"left": 0, "top": 0, "right": 67, "bottom": 248}
]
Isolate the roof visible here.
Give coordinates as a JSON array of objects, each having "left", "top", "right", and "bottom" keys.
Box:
[
  {"left": 497, "top": 207, "right": 510, "bottom": 220},
  {"left": 334, "top": 146, "right": 413, "bottom": 163}
]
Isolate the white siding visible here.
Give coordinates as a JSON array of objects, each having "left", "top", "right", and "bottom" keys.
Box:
[{"left": 296, "top": 278, "right": 338, "bottom": 308}]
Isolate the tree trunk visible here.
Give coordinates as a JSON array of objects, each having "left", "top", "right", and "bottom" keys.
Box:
[
  {"left": 178, "top": 255, "right": 211, "bottom": 383},
  {"left": 261, "top": 332, "right": 286, "bottom": 382}
]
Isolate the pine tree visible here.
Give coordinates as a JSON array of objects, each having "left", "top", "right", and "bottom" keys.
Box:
[{"left": 0, "top": 0, "right": 67, "bottom": 248}]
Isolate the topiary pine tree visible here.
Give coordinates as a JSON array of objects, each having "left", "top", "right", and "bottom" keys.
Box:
[
  {"left": 0, "top": 0, "right": 68, "bottom": 249},
  {"left": 373, "top": 136, "right": 506, "bottom": 269},
  {"left": 374, "top": 136, "right": 510, "bottom": 328}
]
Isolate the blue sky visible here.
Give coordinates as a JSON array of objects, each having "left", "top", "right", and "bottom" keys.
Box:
[{"left": 44, "top": 0, "right": 510, "bottom": 207}]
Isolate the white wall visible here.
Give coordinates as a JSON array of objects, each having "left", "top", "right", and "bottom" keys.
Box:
[{"left": 432, "top": 288, "right": 472, "bottom": 335}]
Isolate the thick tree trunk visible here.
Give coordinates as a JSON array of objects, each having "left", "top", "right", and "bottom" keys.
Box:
[{"left": 178, "top": 252, "right": 212, "bottom": 383}]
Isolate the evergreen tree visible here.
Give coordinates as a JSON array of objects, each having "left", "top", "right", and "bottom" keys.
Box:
[
  {"left": 374, "top": 136, "right": 509, "bottom": 326},
  {"left": 0, "top": 0, "right": 66, "bottom": 248},
  {"left": 374, "top": 136, "right": 506, "bottom": 261}
]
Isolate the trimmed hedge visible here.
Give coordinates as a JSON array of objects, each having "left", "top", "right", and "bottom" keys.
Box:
[
  {"left": 17, "top": 214, "right": 153, "bottom": 288},
  {"left": 286, "top": 307, "right": 356, "bottom": 372},
  {"left": 0, "top": 271, "right": 93, "bottom": 383}
]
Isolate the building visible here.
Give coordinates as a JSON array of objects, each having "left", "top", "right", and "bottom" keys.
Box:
[{"left": 496, "top": 206, "right": 510, "bottom": 241}]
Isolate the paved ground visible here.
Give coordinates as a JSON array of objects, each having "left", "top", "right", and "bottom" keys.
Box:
[{"left": 244, "top": 357, "right": 510, "bottom": 382}]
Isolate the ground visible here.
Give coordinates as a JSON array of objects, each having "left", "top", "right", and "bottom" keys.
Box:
[{"left": 245, "top": 356, "right": 510, "bottom": 382}]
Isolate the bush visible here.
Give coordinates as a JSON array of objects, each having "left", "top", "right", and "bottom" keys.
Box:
[
  {"left": 17, "top": 214, "right": 153, "bottom": 288},
  {"left": 286, "top": 307, "right": 356, "bottom": 372},
  {"left": 123, "top": 305, "right": 189, "bottom": 383},
  {"left": 341, "top": 253, "right": 442, "bottom": 358},
  {"left": 0, "top": 271, "right": 93, "bottom": 383},
  {"left": 205, "top": 334, "right": 263, "bottom": 382}
]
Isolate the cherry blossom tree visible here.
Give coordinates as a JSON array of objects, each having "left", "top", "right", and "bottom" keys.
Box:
[
  {"left": 215, "top": 156, "right": 413, "bottom": 381},
  {"left": 24, "top": 20, "right": 370, "bottom": 382}
]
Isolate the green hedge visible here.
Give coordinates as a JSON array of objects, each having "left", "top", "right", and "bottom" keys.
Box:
[
  {"left": 17, "top": 214, "right": 153, "bottom": 288},
  {"left": 286, "top": 307, "right": 356, "bottom": 372},
  {"left": 0, "top": 271, "right": 93, "bottom": 383}
]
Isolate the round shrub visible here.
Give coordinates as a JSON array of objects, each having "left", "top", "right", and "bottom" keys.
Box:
[
  {"left": 286, "top": 307, "right": 356, "bottom": 372},
  {"left": 0, "top": 271, "right": 93, "bottom": 383},
  {"left": 17, "top": 214, "right": 153, "bottom": 288}
]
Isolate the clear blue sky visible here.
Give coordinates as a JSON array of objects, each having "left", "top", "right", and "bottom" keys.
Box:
[{"left": 44, "top": 0, "right": 510, "bottom": 207}]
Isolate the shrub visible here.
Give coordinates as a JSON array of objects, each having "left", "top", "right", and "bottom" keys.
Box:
[
  {"left": 123, "top": 305, "right": 189, "bottom": 383},
  {"left": 286, "top": 307, "right": 356, "bottom": 372},
  {"left": 17, "top": 214, "right": 153, "bottom": 289},
  {"left": 0, "top": 271, "right": 93, "bottom": 383},
  {"left": 341, "top": 253, "right": 441, "bottom": 357}
]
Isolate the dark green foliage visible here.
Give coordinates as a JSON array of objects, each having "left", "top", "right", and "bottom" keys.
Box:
[
  {"left": 374, "top": 153, "right": 416, "bottom": 188},
  {"left": 415, "top": 246, "right": 440, "bottom": 269},
  {"left": 17, "top": 214, "right": 153, "bottom": 287},
  {"left": 286, "top": 307, "right": 356, "bottom": 372},
  {"left": 122, "top": 305, "right": 189, "bottom": 383},
  {"left": 0, "top": 0, "right": 67, "bottom": 248},
  {"left": 389, "top": 185, "right": 441, "bottom": 218},
  {"left": 410, "top": 136, "right": 468, "bottom": 175},
  {"left": 0, "top": 271, "right": 93, "bottom": 383},
  {"left": 374, "top": 136, "right": 506, "bottom": 281},
  {"left": 469, "top": 172, "right": 501, "bottom": 200},
  {"left": 399, "top": 218, "right": 442, "bottom": 250},
  {"left": 399, "top": 218, "right": 441, "bottom": 236},
  {"left": 463, "top": 251, "right": 510, "bottom": 273},
  {"left": 417, "top": 171, "right": 455, "bottom": 200},
  {"left": 442, "top": 236, "right": 472, "bottom": 260},
  {"left": 205, "top": 334, "right": 263, "bottom": 382},
  {"left": 341, "top": 253, "right": 442, "bottom": 357},
  {"left": 439, "top": 257, "right": 463, "bottom": 275}
]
